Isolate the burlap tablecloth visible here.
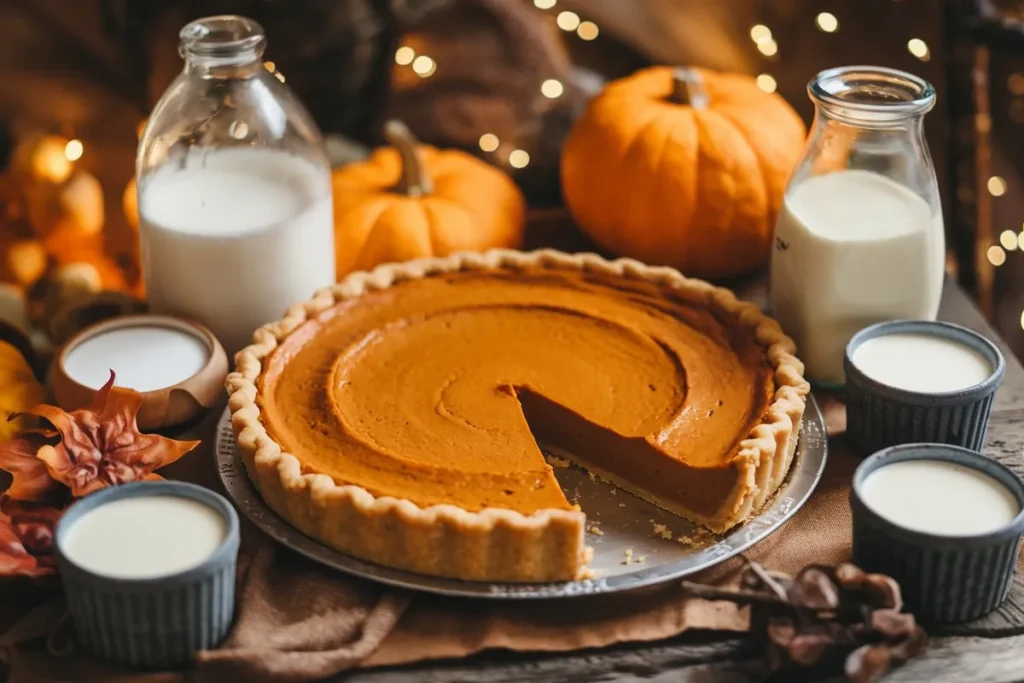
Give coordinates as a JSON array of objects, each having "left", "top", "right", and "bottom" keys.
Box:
[{"left": 1, "top": 398, "right": 861, "bottom": 682}]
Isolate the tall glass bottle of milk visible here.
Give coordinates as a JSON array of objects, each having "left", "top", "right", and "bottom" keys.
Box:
[
  {"left": 137, "top": 15, "right": 335, "bottom": 356},
  {"left": 770, "top": 66, "right": 944, "bottom": 387}
]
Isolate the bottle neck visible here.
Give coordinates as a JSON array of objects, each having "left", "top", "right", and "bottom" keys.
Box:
[
  {"left": 808, "top": 66, "right": 934, "bottom": 130},
  {"left": 179, "top": 15, "right": 266, "bottom": 77}
]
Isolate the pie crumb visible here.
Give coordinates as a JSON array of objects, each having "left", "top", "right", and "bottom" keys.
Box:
[
  {"left": 676, "top": 534, "right": 701, "bottom": 548},
  {"left": 653, "top": 523, "right": 673, "bottom": 540},
  {"left": 588, "top": 471, "right": 598, "bottom": 483},
  {"left": 618, "top": 503, "right": 626, "bottom": 508},
  {"left": 622, "top": 548, "right": 634, "bottom": 565},
  {"left": 637, "top": 555, "right": 647, "bottom": 564},
  {"left": 588, "top": 525, "right": 604, "bottom": 536},
  {"left": 546, "top": 454, "right": 571, "bottom": 468}
]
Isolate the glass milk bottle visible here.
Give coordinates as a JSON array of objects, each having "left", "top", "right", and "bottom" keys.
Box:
[
  {"left": 770, "top": 66, "right": 944, "bottom": 387},
  {"left": 137, "top": 15, "right": 335, "bottom": 356}
]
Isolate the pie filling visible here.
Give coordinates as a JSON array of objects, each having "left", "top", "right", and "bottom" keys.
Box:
[{"left": 258, "top": 269, "right": 775, "bottom": 523}]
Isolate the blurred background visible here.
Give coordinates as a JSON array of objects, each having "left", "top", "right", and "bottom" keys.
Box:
[{"left": 2, "top": 0, "right": 1024, "bottom": 355}]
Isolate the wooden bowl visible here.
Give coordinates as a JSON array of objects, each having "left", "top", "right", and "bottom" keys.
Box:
[{"left": 53, "top": 315, "right": 228, "bottom": 430}]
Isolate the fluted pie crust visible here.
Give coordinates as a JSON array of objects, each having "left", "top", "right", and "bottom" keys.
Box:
[{"left": 227, "top": 250, "right": 809, "bottom": 582}]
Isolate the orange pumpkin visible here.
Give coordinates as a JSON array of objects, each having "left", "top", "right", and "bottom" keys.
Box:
[
  {"left": 330, "top": 121, "right": 525, "bottom": 277},
  {"left": 561, "top": 67, "right": 807, "bottom": 279}
]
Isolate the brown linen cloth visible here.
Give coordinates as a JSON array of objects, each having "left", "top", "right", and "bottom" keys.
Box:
[{"left": 3, "top": 397, "right": 865, "bottom": 682}]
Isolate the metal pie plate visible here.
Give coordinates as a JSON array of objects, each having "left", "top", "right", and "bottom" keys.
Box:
[{"left": 216, "top": 395, "right": 827, "bottom": 599}]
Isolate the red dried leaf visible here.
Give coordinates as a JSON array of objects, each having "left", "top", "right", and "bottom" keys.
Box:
[
  {"left": 0, "top": 435, "right": 62, "bottom": 501},
  {"left": 16, "top": 372, "right": 199, "bottom": 497},
  {"left": 0, "top": 497, "right": 62, "bottom": 578}
]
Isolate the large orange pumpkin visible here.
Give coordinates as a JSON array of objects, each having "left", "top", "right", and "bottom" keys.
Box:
[
  {"left": 562, "top": 67, "right": 807, "bottom": 279},
  {"left": 331, "top": 121, "right": 525, "bottom": 277}
]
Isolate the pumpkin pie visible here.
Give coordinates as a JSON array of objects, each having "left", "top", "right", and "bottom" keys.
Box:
[{"left": 227, "top": 250, "right": 809, "bottom": 582}]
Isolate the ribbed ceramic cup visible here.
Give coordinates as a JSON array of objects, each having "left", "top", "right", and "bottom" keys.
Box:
[
  {"left": 844, "top": 320, "right": 1004, "bottom": 457},
  {"left": 55, "top": 481, "right": 240, "bottom": 668},
  {"left": 851, "top": 444, "right": 1024, "bottom": 623}
]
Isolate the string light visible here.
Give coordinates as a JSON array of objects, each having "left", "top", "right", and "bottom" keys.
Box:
[
  {"left": 275, "top": 71, "right": 285, "bottom": 83},
  {"left": 815, "top": 12, "right": 839, "bottom": 32},
  {"left": 556, "top": 11, "right": 580, "bottom": 31},
  {"left": 1009, "top": 73, "right": 1024, "bottom": 95},
  {"left": 263, "top": 61, "right": 276, "bottom": 72},
  {"left": 541, "top": 78, "right": 564, "bottom": 98},
  {"left": 1001, "top": 229, "right": 1019, "bottom": 251},
  {"left": 907, "top": 38, "right": 930, "bottom": 61},
  {"left": 756, "top": 74, "right": 777, "bottom": 93},
  {"left": 750, "top": 24, "right": 772, "bottom": 44},
  {"left": 757, "top": 39, "right": 778, "bottom": 57},
  {"left": 64, "top": 139, "right": 83, "bottom": 162},
  {"left": 509, "top": 149, "right": 530, "bottom": 168},
  {"left": 988, "top": 245, "right": 1007, "bottom": 266},
  {"left": 988, "top": 176, "right": 1007, "bottom": 196},
  {"left": 1019, "top": 309, "right": 1024, "bottom": 330},
  {"left": 534, "top": 0, "right": 556, "bottom": 8},
  {"left": 577, "top": 21, "right": 599, "bottom": 40},
  {"left": 479, "top": 134, "right": 499, "bottom": 152},
  {"left": 395, "top": 47, "right": 415, "bottom": 66},
  {"left": 412, "top": 55, "right": 436, "bottom": 77}
]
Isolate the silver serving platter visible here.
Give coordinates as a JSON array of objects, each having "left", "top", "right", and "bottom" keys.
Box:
[{"left": 215, "top": 395, "right": 827, "bottom": 599}]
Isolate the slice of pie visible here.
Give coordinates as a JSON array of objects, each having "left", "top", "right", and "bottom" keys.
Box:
[{"left": 227, "top": 250, "right": 809, "bottom": 582}]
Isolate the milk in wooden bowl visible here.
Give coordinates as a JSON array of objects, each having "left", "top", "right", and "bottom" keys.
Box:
[
  {"left": 843, "top": 320, "right": 1004, "bottom": 456},
  {"left": 54, "top": 314, "right": 228, "bottom": 429}
]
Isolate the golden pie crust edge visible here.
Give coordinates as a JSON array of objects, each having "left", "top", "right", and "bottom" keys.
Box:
[{"left": 226, "top": 249, "right": 810, "bottom": 582}]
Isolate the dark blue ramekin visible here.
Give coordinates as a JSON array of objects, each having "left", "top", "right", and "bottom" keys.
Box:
[
  {"left": 851, "top": 443, "right": 1024, "bottom": 623},
  {"left": 55, "top": 481, "right": 239, "bottom": 668},
  {"left": 844, "top": 320, "right": 1004, "bottom": 456}
]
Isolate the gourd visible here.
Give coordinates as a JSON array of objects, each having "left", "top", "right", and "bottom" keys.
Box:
[
  {"left": 561, "top": 67, "right": 807, "bottom": 279},
  {"left": 330, "top": 121, "right": 525, "bottom": 277}
]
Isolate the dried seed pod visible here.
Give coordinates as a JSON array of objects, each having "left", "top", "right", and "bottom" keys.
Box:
[
  {"left": 889, "top": 625, "right": 928, "bottom": 662},
  {"left": 789, "top": 566, "right": 841, "bottom": 609},
  {"left": 787, "top": 631, "right": 834, "bottom": 666},
  {"left": 870, "top": 609, "right": 918, "bottom": 640},
  {"left": 766, "top": 616, "right": 796, "bottom": 647},
  {"left": 845, "top": 644, "right": 893, "bottom": 683},
  {"left": 862, "top": 573, "right": 903, "bottom": 610},
  {"left": 834, "top": 562, "right": 866, "bottom": 588}
]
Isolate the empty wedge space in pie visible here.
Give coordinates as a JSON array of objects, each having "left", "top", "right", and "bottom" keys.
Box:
[{"left": 227, "top": 250, "right": 809, "bottom": 582}]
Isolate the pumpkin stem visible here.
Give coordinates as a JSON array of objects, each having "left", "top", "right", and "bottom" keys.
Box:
[
  {"left": 383, "top": 120, "right": 433, "bottom": 197},
  {"left": 670, "top": 68, "right": 709, "bottom": 108}
]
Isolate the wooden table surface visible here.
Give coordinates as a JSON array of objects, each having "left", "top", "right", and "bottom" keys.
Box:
[{"left": 345, "top": 280, "right": 1024, "bottom": 683}]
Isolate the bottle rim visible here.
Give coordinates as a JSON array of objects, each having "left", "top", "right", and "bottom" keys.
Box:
[
  {"left": 179, "top": 15, "right": 265, "bottom": 58},
  {"left": 808, "top": 66, "right": 936, "bottom": 122}
]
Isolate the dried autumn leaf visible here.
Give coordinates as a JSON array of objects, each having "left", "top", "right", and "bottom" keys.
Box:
[
  {"left": 0, "top": 435, "right": 62, "bottom": 501},
  {"left": 0, "top": 497, "right": 62, "bottom": 578},
  {"left": 16, "top": 371, "right": 199, "bottom": 497}
]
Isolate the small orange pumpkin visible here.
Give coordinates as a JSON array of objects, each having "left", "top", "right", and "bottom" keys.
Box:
[
  {"left": 561, "top": 67, "right": 807, "bottom": 279},
  {"left": 330, "top": 121, "right": 525, "bottom": 277}
]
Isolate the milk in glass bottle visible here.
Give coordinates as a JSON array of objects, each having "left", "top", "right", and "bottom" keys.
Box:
[
  {"left": 136, "top": 15, "right": 335, "bottom": 356},
  {"left": 770, "top": 66, "right": 944, "bottom": 387}
]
